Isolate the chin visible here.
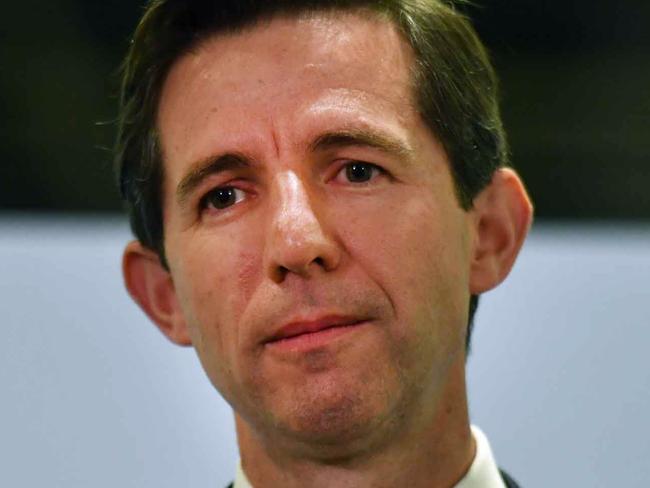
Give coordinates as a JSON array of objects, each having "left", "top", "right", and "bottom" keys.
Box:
[{"left": 263, "top": 372, "right": 405, "bottom": 455}]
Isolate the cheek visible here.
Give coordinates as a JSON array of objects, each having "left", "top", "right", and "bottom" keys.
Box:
[
  {"left": 170, "top": 231, "right": 263, "bottom": 349},
  {"left": 236, "top": 250, "right": 263, "bottom": 307},
  {"left": 183, "top": 226, "right": 258, "bottom": 287},
  {"left": 339, "top": 192, "right": 469, "bottom": 339},
  {"left": 168, "top": 232, "right": 266, "bottom": 399}
]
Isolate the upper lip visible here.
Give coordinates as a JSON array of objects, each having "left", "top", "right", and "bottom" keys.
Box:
[{"left": 265, "top": 314, "right": 366, "bottom": 343}]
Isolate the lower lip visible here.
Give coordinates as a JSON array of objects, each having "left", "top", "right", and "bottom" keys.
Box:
[{"left": 266, "top": 322, "right": 367, "bottom": 353}]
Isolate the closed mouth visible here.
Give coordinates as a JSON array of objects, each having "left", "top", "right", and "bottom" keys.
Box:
[{"left": 265, "top": 315, "right": 367, "bottom": 345}]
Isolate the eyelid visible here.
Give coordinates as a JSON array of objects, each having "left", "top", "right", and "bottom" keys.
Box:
[
  {"left": 187, "top": 166, "right": 252, "bottom": 204},
  {"left": 332, "top": 160, "right": 385, "bottom": 184},
  {"left": 199, "top": 182, "right": 252, "bottom": 215}
]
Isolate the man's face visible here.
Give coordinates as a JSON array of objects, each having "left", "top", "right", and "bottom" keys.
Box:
[{"left": 157, "top": 12, "right": 474, "bottom": 445}]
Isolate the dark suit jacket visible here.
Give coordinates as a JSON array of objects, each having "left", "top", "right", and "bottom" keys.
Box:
[{"left": 500, "top": 469, "right": 521, "bottom": 488}]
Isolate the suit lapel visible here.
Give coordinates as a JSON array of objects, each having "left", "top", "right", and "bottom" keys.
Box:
[{"left": 499, "top": 469, "right": 521, "bottom": 488}]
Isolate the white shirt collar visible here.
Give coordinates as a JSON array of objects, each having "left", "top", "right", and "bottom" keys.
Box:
[
  {"left": 456, "top": 425, "right": 506, "bottom": 488},
  {"left": 234, "top": 425, "right": 505, "bottom": 488},
  {"left": 234, "top": 462, "right": 252, "bottom": 488}
]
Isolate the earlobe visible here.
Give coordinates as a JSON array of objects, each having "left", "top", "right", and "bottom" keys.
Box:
[
  {"left": 469, "top": 168, "right": 533, "bottom": 294},
  {"left": 122, "top": 241, "right": 192, "bottom": 346}
]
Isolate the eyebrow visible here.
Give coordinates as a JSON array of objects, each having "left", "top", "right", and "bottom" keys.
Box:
[
  {"left": 309, "top": 128, "right": 414, "bottom": 162},
  {"left": 176, "top": 154, "right": 248, "bottom": 206},
  {"left": 175, "top": 128, "right": 413, "bottom": 206}
]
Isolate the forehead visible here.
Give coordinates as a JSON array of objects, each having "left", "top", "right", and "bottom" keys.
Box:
[
  {"left": 157, "top": 10, "right": 418, "bottom": 177},
  {"left": 161, "top": 10, "right": 414, "bottom": 101}
]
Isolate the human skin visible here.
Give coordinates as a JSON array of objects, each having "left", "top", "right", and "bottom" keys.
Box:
[{"left": 123, "top": 10, "right": 532, "bottom": 488}]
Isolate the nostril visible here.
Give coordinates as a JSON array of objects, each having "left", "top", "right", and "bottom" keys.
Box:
[
  {"left": 271, "top": 265, "right": 289, "bottom": 284},
  {"left": 272, "top": 257, "right": 327, "bottom": 283}
]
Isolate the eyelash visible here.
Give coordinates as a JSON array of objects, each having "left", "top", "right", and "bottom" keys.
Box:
[
  {"left": 199, "top": 186, "right": 247, "bottom": 212},
  {"left": 333, "top": 161, "right": 384, "bottom": 185}
]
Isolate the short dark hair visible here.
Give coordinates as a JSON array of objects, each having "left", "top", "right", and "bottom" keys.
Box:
[{"left": 115, "top": 0, "right": 509, "bottom": 351}]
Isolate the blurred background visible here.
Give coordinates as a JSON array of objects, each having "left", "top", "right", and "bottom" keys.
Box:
[
  {"left": 1, "top": 0, "right": 649, "bottom": 217},
  {"left": 1, "top": 1, "right": 648, "bottom": 487}
]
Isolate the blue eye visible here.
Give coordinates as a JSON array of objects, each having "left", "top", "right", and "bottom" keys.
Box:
[{"left": 202, "top": 187, "right": 245, "bottom": 210}]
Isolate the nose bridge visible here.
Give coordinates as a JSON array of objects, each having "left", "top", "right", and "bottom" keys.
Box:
[
  {"left": 274, "top": 171, "right": 319, "bottom": 241},
  {"left": 265, "top": 170, "right": 338, "bottom": 280}
]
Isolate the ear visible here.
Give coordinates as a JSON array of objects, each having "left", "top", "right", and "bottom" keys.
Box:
[
  {"left": 469, "top": 168, "right": 533, "bottom": 294},
  {"left": 122, "top": 241, "right": 192, "bottom": 346}
]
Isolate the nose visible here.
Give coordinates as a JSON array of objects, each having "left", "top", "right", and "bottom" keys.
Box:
[{"left": 264, "top": 171, "right": 340, "bottom": 283}]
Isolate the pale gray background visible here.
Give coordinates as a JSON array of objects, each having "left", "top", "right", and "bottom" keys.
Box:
[{"left": 1, "top": 216, "right": 648, "bottom": 487}]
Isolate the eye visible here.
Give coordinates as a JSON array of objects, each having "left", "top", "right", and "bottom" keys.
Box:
[
  {"left": 337, "top": 162, "right": 382, "bottom": 184},
  {"left": 201, "top": 186, "right": 246, "bottom": 211}
]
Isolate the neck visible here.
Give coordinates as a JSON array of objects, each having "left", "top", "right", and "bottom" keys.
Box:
[{"left": 235, "top": 356, "right": 475, "bottom": 488}]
